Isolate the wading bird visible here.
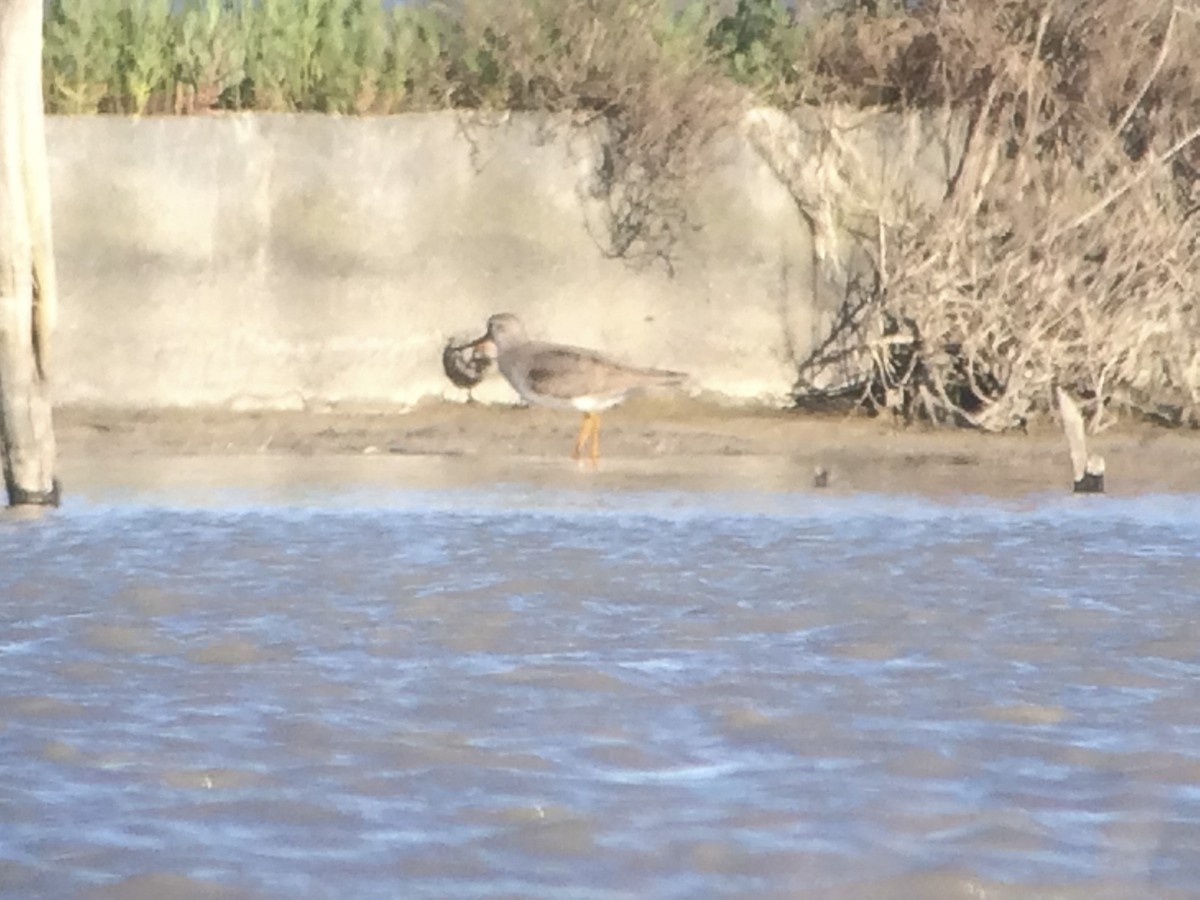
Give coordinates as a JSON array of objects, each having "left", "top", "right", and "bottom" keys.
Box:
[{"left": 460, "top": 312, "right": 686, "bottom": 463}]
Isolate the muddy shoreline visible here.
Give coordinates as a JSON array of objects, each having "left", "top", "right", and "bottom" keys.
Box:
[{"left": 53, "top": 400, "right": 1200, "bottom": 496}]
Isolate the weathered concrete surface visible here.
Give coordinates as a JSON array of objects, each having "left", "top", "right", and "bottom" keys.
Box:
[{"left": 46, "top": 110, "right": 960, "bottom": 411}]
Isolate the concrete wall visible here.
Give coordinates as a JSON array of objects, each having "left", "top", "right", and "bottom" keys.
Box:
[{"left": 47, "top": 110, "right": 960, "bottom": 410}]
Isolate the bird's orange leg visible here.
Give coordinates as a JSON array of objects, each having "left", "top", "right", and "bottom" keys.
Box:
[
  {"left": 572, "top": 413, "right": 597, "bottom": 460},
  {"left": 589, "top": 414, "right": 602, "bottom": 463}
]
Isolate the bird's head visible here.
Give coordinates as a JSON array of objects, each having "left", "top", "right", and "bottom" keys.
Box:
[{"left": 466, "top": 312, "right": 527, "bottom": 356}]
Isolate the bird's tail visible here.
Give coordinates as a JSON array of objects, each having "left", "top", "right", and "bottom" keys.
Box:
[{"left": 638, "top": 367, "right": 688, "bottom": 387}]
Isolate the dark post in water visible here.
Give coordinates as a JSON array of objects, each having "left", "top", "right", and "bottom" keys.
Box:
[{"left": 0, "top": 0, "right": 59, "bottom": 506}]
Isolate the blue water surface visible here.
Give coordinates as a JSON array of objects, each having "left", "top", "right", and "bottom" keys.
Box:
[{"left": 1, "top": 476, "right": 1198, "bottom": 898}]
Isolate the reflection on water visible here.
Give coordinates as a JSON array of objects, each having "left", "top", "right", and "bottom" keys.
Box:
[{"left": 2, "top": 458, "right": 1199, "bottom": 898}]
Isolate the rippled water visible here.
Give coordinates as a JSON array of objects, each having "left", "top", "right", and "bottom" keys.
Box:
[{"left": 2, "top": 458, "right": 1199, "bottom": 898}]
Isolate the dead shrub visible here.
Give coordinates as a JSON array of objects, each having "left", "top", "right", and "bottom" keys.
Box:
[{"left": 788, "top": 0, "right": 1200, "bottom": 429}]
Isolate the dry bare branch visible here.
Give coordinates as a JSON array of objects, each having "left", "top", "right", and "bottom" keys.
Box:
[{"left": 783, "top": 0, "right": 1200, "bottom": 431}]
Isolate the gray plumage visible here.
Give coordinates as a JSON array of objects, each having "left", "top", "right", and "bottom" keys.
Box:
[
  {"left": 481, "top": 313, "right": 685, "bottom": 412},
  {"left": 465, "top": 312, "right": 686, "bottom": 461}
]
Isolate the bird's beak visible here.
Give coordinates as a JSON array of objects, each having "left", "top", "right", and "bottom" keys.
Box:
[
  {"left": 446, "top": 331, "right": 492, "bottom": 355},
  {"left": 463, "top": 332, "right": 497, "bottom": 359}
]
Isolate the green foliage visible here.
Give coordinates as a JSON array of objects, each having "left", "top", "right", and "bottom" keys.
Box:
[
  {"left": 708, "top": 0, "right": 789, "bottom": 83},
  {"left": 381, "top": 8, "right": 455, "bottom": 111},
  {"left": 176, "top": 0, "right": 246, "bottom": 111},
  {"left": 300, "top": 0, "right": 388, "bottom": 113},
  {"left": 45, "top": 0, "right": 1150, "bottom": 120},
  {"left": 659, "top": 1, "right": 712, "bottom": 61},
  {"left": 239, "top": 0, "right": 323, "bottom": 110},
  {"left": 44, "top": 0, "right": 123, "bottom": 113},
  {"left": 705, "top": 0, "right": 823, "bottom": 101},
  {"left": 41, "top": 0, "right": 804, "bottom": 115},
  {"left": 35, "top": 0, "right": 462, "bottom": 115},
  {"left": 115, "top": 0, "right": 175, "bottom": 113}
]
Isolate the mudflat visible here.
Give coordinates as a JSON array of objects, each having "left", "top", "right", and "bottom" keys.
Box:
[{"left": 54, "top": 398, "right": 1200, "bottom": 496}]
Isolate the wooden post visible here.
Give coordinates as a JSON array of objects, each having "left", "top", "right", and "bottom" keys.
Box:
[
  {"left": 0, "top": 0, "right": 59, "bottom": 506},
  {"left": 1056, "top": 387, "right": 1105, "bottom": 494}
]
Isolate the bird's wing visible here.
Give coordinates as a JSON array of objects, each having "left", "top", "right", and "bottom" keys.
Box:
[{"left": 522, "top": 345, "right": 671, "bottom": 400}]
